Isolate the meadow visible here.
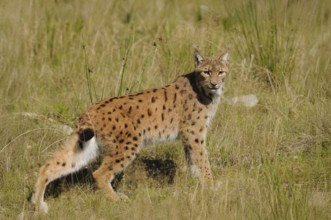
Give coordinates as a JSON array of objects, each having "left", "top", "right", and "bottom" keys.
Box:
[{"left": 0, "top": 0, "right": 330, "bottom": 219}]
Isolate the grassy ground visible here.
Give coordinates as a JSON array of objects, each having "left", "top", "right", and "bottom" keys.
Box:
[{"left": 0, "top": 0, "right": 330, "bottom": 219}]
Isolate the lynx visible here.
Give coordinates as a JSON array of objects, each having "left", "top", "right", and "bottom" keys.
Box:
[{"left": 32, "top": 47, "right": 230, "bottom": 213}]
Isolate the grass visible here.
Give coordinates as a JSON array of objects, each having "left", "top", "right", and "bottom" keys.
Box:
[{"left": 0, "top": 0, "right": 330, "bottom": 219}]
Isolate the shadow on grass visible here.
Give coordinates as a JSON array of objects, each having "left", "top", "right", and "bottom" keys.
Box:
[{"left": 29, "top": 157, "right": 177, "bottom": 200}]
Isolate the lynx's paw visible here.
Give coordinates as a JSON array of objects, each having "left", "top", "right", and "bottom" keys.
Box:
[
  {"left": 117, "top": 192, "right": 129, "bottom": 200},
  {"left": 39, "top": 201, "right": 49, "bottom": 214}
]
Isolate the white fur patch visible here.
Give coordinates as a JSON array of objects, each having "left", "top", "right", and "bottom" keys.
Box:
[
  {"left": 216, "top": 85, "right": 224, "bottom": 96},
  {"left": 189, "top": 164, "right": 200, "bottom": 177},
  {"left": 74, "top": 137, "right": 99, "bottom": 169},
  {"left": 143, "top": 130, "right": 179, "bottom": 146}
]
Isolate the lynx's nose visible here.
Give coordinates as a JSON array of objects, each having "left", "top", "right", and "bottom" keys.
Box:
[{"left": 209, "top": 83, "right": 218, "bottom": 89}]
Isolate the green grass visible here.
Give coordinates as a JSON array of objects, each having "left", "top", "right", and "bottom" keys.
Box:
[{"left": 0, "top": 0, "right": 330, "bottom": 219}]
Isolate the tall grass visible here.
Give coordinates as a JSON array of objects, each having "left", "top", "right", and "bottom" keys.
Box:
[
  {"left": 0, "top": 0, "right": 330, "bottom": 219},
  {"left": 225, "top": 0, "right": 298, "bottom": 91}
]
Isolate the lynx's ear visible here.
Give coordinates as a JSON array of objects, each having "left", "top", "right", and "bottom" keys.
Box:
[
  {"left": 193, "top": 46, "right": 204, "bottom": 67},
  {"left": 220, "top": 48, "right": 230, "bottom": 65}
]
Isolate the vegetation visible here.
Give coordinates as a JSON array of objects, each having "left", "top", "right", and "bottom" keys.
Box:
[{"left": 0, "top": 0, "right": 330, "bottom": 219}]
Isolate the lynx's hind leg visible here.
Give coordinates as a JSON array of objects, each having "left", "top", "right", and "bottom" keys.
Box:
[
  {"left": 33, "top": 128, "right": 99, "bottom": 213},
  {"left": 93, "top": 124, "right": 142, "bottom": 201}
]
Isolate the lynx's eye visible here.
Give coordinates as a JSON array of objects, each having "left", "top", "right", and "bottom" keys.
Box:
[
  {"left": 218, "top": 71, "right": 226, "bottom": 76},
  {"left": 203, "top": 70, "right": 211, "bottom": 76}
]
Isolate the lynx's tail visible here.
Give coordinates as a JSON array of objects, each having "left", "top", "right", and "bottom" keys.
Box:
[{"left": 32, "top": 128, "right": 99, "bottom": 213}]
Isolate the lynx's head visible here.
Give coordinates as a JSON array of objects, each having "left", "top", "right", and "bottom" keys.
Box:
[{"left": 194, "top": 48, "right": 230, "bottom": 98}]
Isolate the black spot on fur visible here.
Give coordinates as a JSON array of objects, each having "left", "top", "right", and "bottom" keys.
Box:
[
  {"left": 164, "top": 89, "right": 168, "bottom": 102},
  {"left": 147, "top": 108, "right": 152, "bottom": 116},
  {"left": 109, "top": 97, "right": 118, "bottom": 102}
]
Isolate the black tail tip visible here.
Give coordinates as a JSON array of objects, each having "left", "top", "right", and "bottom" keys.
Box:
[{"left": 78, "top": 128, "right": 94, "bottom": 142}]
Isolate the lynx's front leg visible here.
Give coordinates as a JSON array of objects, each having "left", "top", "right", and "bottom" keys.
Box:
[{"left": 181, "top": 130, "right": 213, "bottom": 185}]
